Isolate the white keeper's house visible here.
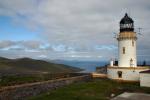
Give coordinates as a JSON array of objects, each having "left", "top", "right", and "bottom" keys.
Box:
[{"left": 107, "top": 13, "right": 150, "bottom": 82}]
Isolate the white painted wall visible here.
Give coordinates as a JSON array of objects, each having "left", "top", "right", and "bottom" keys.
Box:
[
  {"left": 110, "top": 60, "right": 114, "bottom": 67},
  {"left": 140, "top": 73, "right": 150, "bottom": 87},
  {"left": 107, "top": 68, "right": 148, "bottom": 81},
  {"left": 118, "top": 39, "right": 137, "bottom": 67}
]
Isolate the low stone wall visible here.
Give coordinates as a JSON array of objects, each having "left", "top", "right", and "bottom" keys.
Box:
[
  {"left": 0, "top": 74, "right": 91, "bottom": 100},
  {"left": 92, "top": 72, "right": 107, "bottom": 78},
  {"left": 96, "top": 66, "right": 107, "bottom": 74}
]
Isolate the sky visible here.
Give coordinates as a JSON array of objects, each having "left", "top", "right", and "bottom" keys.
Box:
[{"left": 0, "top": 0, "right": 150, "bottom": 61}]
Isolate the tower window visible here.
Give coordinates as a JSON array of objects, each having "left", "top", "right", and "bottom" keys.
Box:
[
  {"left": 130, "top": 58, "right": 134, "bottom": 67},
  {"left": 132, "top": 40, "right": 134, "bottom": 46},
  {"left": 117, "top": 71, "right": 122, "bottom": 78},
  {"left": 123, "top": 47, "right": 125, "bottom": 54}
]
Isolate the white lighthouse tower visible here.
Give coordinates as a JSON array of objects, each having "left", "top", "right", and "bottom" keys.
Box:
[
  {"left": 107, "top": 13, "right": 149, "bottom": 81},
  {"left": 118, "top": 13, "right": 137, "bottom": 67}
]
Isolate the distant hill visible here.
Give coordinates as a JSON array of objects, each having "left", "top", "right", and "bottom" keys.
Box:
[{"left": 0, "top": 57, "right": 81, "bottom": 75}]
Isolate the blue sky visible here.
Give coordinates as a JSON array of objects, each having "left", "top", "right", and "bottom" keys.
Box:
[
  {"left": 0, "top": 16, "right": 40, "bottom": 41},
  {"left": 0, "top": 0, "right": 150, "bottom": 61}
]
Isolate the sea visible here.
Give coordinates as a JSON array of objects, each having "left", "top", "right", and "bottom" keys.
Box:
[
  {"left": 51, "top": 60, "right": 108, "bottom": 72},
  {"left": 51, "top": 60, "right": 150, "bottom": 73}
]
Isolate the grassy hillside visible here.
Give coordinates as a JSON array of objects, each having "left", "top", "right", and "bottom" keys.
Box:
[{"left": 0, "top": 57, "right": 81, "bottom": 75}]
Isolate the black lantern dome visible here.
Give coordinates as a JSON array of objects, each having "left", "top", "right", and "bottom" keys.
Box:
[{"left": 120, "top": 13, "right": 134, "bottom": 32}]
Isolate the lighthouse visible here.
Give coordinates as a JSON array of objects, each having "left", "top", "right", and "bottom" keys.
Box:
[
  {"left": 107, "top": 13, "right": 149, "bottom": 81},
  {"left": 118, "top": 13, "right": 137, "bottom": 67}
]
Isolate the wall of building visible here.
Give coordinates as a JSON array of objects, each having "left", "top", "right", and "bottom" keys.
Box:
[
  {"left": 118, "top": 39, "right": 137, "bottom": 67},
  {"left": 140, "top": 73, "right": 150, "bottom": 87},
  {"left": 0, "top": 75, "right": 91, "bottom": 100},
  {"left": 107, "top": 67, "right": 149, "bottom": 81}
]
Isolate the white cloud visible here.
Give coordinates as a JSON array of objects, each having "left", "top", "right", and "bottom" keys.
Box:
[
  {"left": 0, "top": 40, "right": 16, "bottom": 48},
  {"left": 0, "top": 0, "right": 150, "bottom": 60}
]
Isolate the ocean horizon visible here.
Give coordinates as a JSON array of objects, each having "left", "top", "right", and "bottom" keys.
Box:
[
  {"left": 51, "top": 60, "right": 108, "bottom": 72},
  {"left": 51, "top": 60, "right": 150, "bottom": 73}
]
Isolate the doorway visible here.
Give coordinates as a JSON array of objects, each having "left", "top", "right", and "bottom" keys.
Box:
[{"left": 117, "top": 71, "right": 122, "bottom": 78}]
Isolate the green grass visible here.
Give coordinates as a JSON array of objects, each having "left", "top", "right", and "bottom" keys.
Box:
[
  {"left": 29, "top": 79, "right": 150, "bottom": 100},
  {"left": 0, "top": 75, "right": 44, "bottom": 86},
  {"left": 0, "top": 73, "right": 81, "bottom": 86}
]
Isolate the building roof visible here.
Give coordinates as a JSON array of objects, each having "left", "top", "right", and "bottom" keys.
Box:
[
  {"left": 140, "top": 70, "right": 150, "bottom": 73},
  {"left": 120, "top": 13, "right": 133, "bottom": 24},
  {"left": 119, "top": 13, "right": 134, "bottom": 32}
]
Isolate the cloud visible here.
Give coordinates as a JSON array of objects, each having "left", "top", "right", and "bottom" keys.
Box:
[
  {"left": 0, "top": 40, "right": 43, "bottom": 50},
  {"left": 0, "top": 0, "right": 150, "bottom": 60},
  {"left": 19, "top": 40, "right": 43, "bottom": 49},
  {"left": 0, "top": 40, "right": 16, "bottom": 48},
  {"left": 0, "top": 40, "right": 117, "bottom": 60},
  {"left": 95, "top": 45, "right": 117, "bottom": 51}
]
